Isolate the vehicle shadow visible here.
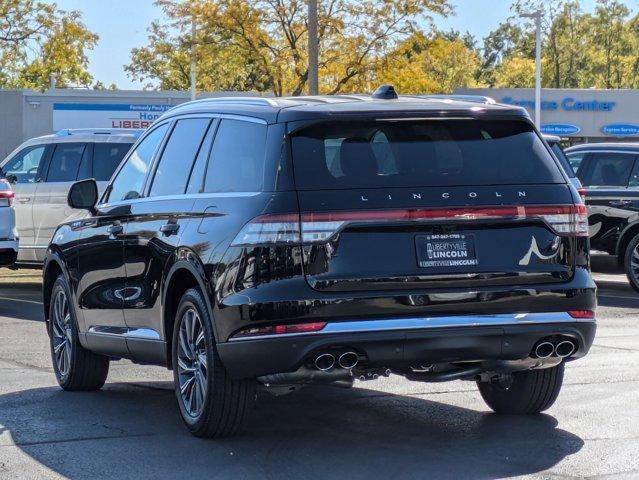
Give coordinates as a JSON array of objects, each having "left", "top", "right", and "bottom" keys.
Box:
[
  {"left": 0, "top": 381, "right": 583, "bottom": 479},
  {"left": 0, "top": 281, "right": 43, "bottom": 322}
]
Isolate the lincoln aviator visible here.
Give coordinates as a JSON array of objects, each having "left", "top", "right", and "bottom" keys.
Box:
[{"left": 42, "top": 87, "right": 597, "bottom": 438}]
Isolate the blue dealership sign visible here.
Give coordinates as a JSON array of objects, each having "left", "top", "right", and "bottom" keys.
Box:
[
  {"left": 541, "top": 124, "right": 581, "bottom": 135},
  {"left": 601, "top": 124, "right": 639, "bottom": 137}
]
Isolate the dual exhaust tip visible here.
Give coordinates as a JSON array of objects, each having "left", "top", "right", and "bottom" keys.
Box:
[
  {"left": 314, "top": 351, "right": 358, "bottom": 371},
  {"left": 534, "top": 339, "right": 577, "bottom": 359}
]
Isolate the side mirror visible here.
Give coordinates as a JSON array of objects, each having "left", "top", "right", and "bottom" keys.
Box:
[{"left": 68, "top": 179, "right": 98, "bottom": 214}]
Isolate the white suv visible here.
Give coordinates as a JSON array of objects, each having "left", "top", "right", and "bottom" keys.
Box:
[
  {"left": 0, "top": 179, "right": 18, "bottom": 266},
  {"left": 0, "top": 129, "right": 140, "bottom": 266}
]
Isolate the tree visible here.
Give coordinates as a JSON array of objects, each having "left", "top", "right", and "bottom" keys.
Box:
[
  {"left": 126, "top": 0, "right": 453, "bottom": 95},
  {"left": 478, "top": 22, "right": 533, "bottom": 85},
  {"left": 0, "top": 1, "right": 98, "bottom": 90},
  {"left": 590, "top": 0, "right": 633, "bottom": 88},
  {"left": 492, "top": 56, "right": 536, "bottom": 88},
  {"left": 373, "top": 32, "right": 479, "bottom": 94}
]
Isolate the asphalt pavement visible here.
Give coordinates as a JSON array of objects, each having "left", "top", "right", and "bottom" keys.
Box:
[{"left": 0, "top": 258, "right": 637, "bottom": 479}]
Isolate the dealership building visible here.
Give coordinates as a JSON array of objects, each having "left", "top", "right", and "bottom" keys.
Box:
[
  {"left": 2, "top": 86, "right": 639, "bottom": 159},
  {"left": 457, "top": 87, "right": 639, "bottom": 144},
  {"left": 0, "top": 88, "right": 250, "bottom": 159}
]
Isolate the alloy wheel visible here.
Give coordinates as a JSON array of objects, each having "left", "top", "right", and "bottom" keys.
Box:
[
  {"left": 630, "top": 244, "right": 639, "bottom": 284},
  {"left": 51, "top": 290, "right": 73, "bottom": 378},
  {"left": 177, "top": 307, "right": 208, "bottom": 417}
]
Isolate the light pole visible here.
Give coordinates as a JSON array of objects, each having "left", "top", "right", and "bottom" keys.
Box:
[
  {"left": 190, "top": 18, "right": 197, "bottom": 101},
  {"left": 308, "top": 0, "right": 319, "bottom": 95},
  {"left": 521, "top": 10, "right": 542, "bottom": 128}
]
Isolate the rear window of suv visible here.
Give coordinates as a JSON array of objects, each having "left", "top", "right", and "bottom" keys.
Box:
[{"left": 290, "top": 119, "right": 565, "bottom": 190}]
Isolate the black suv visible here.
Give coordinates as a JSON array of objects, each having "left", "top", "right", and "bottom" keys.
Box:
[
  {"left": 43, "top": 89, "right": 596, "bottom": 438},
  {"left": 565, "top": 143, "right": 639, "bottom": 291}
]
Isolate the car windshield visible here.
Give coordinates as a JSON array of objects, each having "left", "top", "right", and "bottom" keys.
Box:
[{"left": 291, "top": 119, "right": 565, "bottom": 190}]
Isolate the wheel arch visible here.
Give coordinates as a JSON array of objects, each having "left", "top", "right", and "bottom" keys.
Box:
[
  {"left": 162, "top": 248, "right": 217, "bottom": 369},
  {"left": 42, "top": 248, "right": 69, "bottom": 333},
  {"left": 615, "top": 220, "right": 639, "bottom": 262}
]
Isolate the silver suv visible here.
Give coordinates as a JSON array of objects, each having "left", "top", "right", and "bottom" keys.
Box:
[{"left": 0, "top": 129, "right": 140, "bottom": 265}]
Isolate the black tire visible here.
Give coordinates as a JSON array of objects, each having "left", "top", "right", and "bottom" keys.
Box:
[
  {"left": 171, "top": 287, "right": 255, "bottom": 438},
  {"left": 477, "top": 363, "right": 565, "bottom": 414},
  {"left": 48, "top": 275, "right": 109, "bottom": 391},
  {"left": 623, "top": 233, "right": 639, "bottom": 293}
]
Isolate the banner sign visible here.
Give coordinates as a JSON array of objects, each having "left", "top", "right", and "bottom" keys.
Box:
[{"left": 53, "top": 103, "right": 173, "bottom": 131}]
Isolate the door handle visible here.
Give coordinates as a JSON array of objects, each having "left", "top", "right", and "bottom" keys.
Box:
[
  {"left": 107, "top": 223, "right": 123, "bottom": 236},
  {"left": 609, "top": 200, "right": 632, "bottom": 207},
  {"left": 17, "top": 197, "right": 31, "bottom": 203},
  {"left": 160, "top": 222, "right": 180, "bottom": 236}
]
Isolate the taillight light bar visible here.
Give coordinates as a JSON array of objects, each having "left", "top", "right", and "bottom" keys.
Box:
[
  {"left": 568, "top": 310, "right": 595, "bottom": 319},
  {"left": 231, "top": 321, "right": 327, "bottom": 339},
  {"left": 231, "top": 204, "right": 589, "bottom": 246}
]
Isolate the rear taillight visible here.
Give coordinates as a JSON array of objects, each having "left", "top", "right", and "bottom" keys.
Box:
[
  {"left": 231, "top": 321, "right": 326, "bottom": 339},
  {"left": 568, "top": 310, "right": 595, "bottom": 319},
  {"left": 231, "top": 204, "right": 589, "bottom": 246},
  {"left": 231, "top": 213, "right": 301, "bottom": 246},
  {"left": 0, "top": 183, "right": 14, "bottom": 206}
]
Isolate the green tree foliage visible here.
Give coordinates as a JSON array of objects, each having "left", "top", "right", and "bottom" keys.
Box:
[
  {"left": 0, "top": 0, "right": 98, "bottom": 90},
  {"left": 483, "top": 0, "right": 639, "bottom": 89},
  {"left": 125, "top": 0, "right": 639, "bottom": 94},
  {"left": 126, "top": 0, "right": 460, "bottom": 95}
]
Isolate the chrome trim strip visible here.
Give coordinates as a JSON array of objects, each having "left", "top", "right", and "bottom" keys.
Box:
[
  {"left": 228, "top": 312, "right": 595, "bottom": 342},
  {"left": 99, "top": 191, "right": 261, "bottom": 209},
  {"left": 87, "top": 326, "right": 161, "bottom": 340}
]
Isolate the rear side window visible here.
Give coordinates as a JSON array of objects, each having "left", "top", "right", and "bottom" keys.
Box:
[
  {"left": 204, "top": 119, "right": 266, "bottom": 192},
  {"left": 46, "top": 143, "right": 86, "bottom": 182},
  {"left": 290, "top": 120, "right": 565, "bottom": 190},
  {"left": 581, "top": 152, "right": 636, "bottom": 187},
  {"left": 550, "top": 143, "right": 575, "bottom": 177},
  {"left": 150, "top": 118, "right": 211, "bottom": 197},
  {"left": 92, "top": 143, "right": 133, "bottom": 181}
]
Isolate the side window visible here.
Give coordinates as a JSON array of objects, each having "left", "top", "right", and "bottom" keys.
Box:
[
  {"left": 92, "top": 143, "right": 134, "bottom": 181},
  {"left": 567, "top": 152, "right": 586, "bottom": 177},
  {"left": 582, "top": 152, "right": 635, "bottom": 188},
  {"left": 46, "top": 143, "right": 86, "bottom": 182},
  {"left": 107, "top": 124, "right": 169, "bottom": 203},
  {"left": 2, "top": 145, "right": 46, "bottom": 184},
  {"left": 186, "top": 120, "right": 218, "bottom": 194},
  {"left": 628, "top": 159, "right": 639, "bottom": 188},
  {"left": 149, "top": 118, "right": 211, "bottom": 197},
  {"left": 204, "top": 119, "right": 267, "bottom": 193}
]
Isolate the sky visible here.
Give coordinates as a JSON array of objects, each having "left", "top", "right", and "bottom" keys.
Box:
[{"left": 55, "top": 0, "right": 625, "bottom": 90}]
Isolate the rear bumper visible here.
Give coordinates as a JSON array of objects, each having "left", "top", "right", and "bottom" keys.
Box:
[
  {"left": 0, "top": 239, "right": 18, "bottom": 266},
  {"left": 217, "top": 312, "right": 597, "bottom": 378}
]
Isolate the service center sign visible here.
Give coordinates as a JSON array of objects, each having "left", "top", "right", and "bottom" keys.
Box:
[{"left": 53, "top": 103, "right": 173, "bottom": 131}]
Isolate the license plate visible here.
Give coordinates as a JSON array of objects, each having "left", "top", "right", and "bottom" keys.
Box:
[{"left": 415, "top": 234, "right": 478, "bottom": 268}]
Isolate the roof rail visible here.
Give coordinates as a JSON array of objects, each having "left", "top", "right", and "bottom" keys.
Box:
[
  {"left": 55, "top": 128, "right": 144, "bottom": 137},
  {"left": 183, "top": 96, "right": 280, "bottom": 107},
  {"left": 417, "top": 94, "right": 497, "bottom": 105}
]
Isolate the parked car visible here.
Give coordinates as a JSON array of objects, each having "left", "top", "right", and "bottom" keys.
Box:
[
  {"left": 543, "top": 135, "right": 584, "bottom": 199},
  {"left": 0, "top": 129, "right": 141, "bottom": 266},
  {"left": 0, "top": 179, "right": 18, "bottom": 266},
  {"left": 565, "top": 142, "right": 639, "bottom": 291},
  {"left": 43, "top": 88, "right": 596, "bottom": 438}
]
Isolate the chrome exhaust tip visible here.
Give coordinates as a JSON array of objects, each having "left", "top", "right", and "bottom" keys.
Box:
[
  {"left": 555, "top": 340, "right": 577, "bottom": 358},
  {"left": 338, "top": 351, "right": 359, "bottom": 369},
  {"left": 314, "top": 353, "right": 335, "bottom": 371},
  {"left": 534, "top": 341, "right": 555, "bottom": 359}
]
